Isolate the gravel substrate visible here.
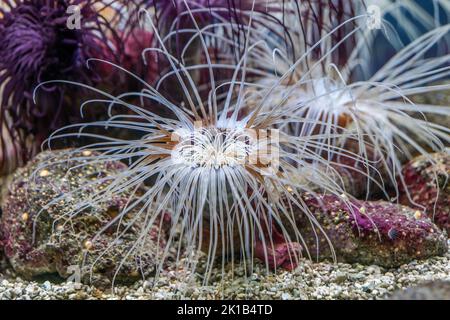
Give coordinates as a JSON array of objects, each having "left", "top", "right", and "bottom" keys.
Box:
[{"left": 0, "top": 242, "right": 449, "bottom": 300}]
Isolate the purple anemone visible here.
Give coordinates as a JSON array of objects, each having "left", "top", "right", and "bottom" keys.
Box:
[{"left": 0, "top": 0, "right": 123, "bottom": 174}]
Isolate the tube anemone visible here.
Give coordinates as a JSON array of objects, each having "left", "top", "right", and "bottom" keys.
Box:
[
  {"left": 31, "top": 8, "right": 373, "bottom": 286},
  {"left": 150, "top": 0, "right": 265, "bottom": 49},
  {"left": 277, "top": 0, "right": 364, "bottom": 69},
  {"left": 36, "top": 92, "right": 358, "bottom": 285}
]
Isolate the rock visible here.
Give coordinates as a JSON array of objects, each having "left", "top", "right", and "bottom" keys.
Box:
[
  {"left": 0, "top": 173, "right": 14, "bottom": 205},
  {"left": 333, "top": 272, "right": 348, "bottom": 284},
  {"left": 399, "top": 151, "right": 449, "bottom": 235},
  {"left": 0, "top": 150, "right": 172, "bottom": 287},
  {"left": 283, "top": 193, "right": 448, "bottom": 268},
  {"left": 387, "top": 280, "right": 450, "bottom": 300}
]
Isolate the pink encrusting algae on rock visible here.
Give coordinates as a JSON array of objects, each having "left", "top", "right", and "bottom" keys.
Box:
[
  {"left": 277, "top": 193, "right": 448, "bottom": 268},
  {"left": 399, "top": 151, "right": 450, "bottom": 235},
  {"left": 0, "top": 150, "right": 174, "bottom": 287}
]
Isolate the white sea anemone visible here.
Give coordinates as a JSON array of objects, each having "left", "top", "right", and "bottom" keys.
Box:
[
  {"left": 223, "top": 0, "right": 450, "bottom": 198},
  {"left": 30, "top": 2, "right": 371, "bottom": 287}
]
